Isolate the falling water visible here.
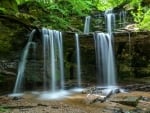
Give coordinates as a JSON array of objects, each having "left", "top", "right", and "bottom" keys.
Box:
[
  {"left": 84, "top": 16, "right": 91, "bottom": 34},
  {"left": 42, "top": 28, "right": 64, "bottom": 92},
  {"left": 94, "top": 33, "right": 116, "bottom": 86},
  {"left": 119, "top": 11, "right": 127, "bottom": 28},
  {"left": 57, "top": 32, "right": 65, "bottom": 90},
  {"left": 13, "top": 29, "right": 36, "bottom": 93},
  {"left": 75, "top": 33, "right": 81, "bottom": 87},
  {"left": 105, "top": 9, "right": 115, "bottom": 34}
]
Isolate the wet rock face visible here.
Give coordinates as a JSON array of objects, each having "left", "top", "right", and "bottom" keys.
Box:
[
  {"left": 63, "top": 31, "right": 150, "bottom": 84},
  {"left": 0, "top": 18, "right": 29, "bottom": 55},
  {"left": 0, "top": 17, "right": 29, "bottom": 94},
  {"left": 123, "top": 84, "right": 150, "bottom": 92},
  {"left": 1, "top": 31, "right": 150, "bottom": 94},
  {"left": 0, "top": 60, "right": 17, "bottom": 94},
  {"left": 115, "top": 32, "right": 150, "bottom": 82}
]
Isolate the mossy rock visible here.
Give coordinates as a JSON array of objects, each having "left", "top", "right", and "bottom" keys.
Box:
[
  {"left": 0, "top": 18, "right": 28, "bottom": 57},
  {"left": 18, "top": 1, "right": 48, "bottom": 16},
  {"left": 18, "top": 1, "right": 50, "bottom": 27},
  {"left": 0, "top": 0, "right": 18, "bottom": 14},
  {"left": 111, "top": 96, "right": 141, "bottom": 107}
]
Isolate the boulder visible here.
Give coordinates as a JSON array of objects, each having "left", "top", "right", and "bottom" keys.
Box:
[
  {"left": 85, "top": 94, "right": 106, "bottom": 104},
  {"left": 111, "top": 96, "right": 141, "bottom": 107}
]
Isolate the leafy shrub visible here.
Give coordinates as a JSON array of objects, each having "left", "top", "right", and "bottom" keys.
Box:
[{"left": 140, "top": 9, "right": 150, "bottom": 30}]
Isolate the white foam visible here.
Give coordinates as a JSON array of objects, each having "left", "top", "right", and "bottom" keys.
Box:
[
  {"left": 70, "top": 87, "right": 84, "bottom": 92},
  {"left": 39, "top": 90, "right": 70, "bottom": 100},
  {"left": 8, "top": 93, "right": 24, "bottom": 97}
]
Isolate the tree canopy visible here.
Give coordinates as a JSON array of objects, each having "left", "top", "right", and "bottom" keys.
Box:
[{"left": 0, "top": 0, "right": 150, "bottom": 30}]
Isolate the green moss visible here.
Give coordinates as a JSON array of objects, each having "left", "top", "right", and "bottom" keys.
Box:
[
  {"left": 0, "top": 106, "right": 9, "bottom": 112},
  {"left": 0, "top": 18, "right": 28, "bottom": 56},
  {"left": 0, "top": 0, "right": 18, "bottom": 14},
  {"left": 0, "top": 29, "right": 13, "bottom": 53}
]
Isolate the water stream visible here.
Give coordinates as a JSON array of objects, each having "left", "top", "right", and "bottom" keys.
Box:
[
  {"left": 75, "top": 33, "right": 81, "bottom": 87},
  {"left": 105, "top": 9, "right": 115, "bottom": 34},
  {"left": 11, "top": 8, "right": 128, "bottom": 98},
  {"left": 42, "top": 28, "right": 64, "bottom": 92},
  {"left": 94, "top": 33, "right": 116, "bottom": 86},
  {"left": 94, "top": 9, "right": 117, "bottom": 87},
  {"left": 39, "top": 28, "right": 68, "bottom": 100},
  {"left": 119, "top": 11, "right": 127, "bottom": 28},
  {"left": 13, "top": 29, "right": 36, "bottom": 94},
  {"left": 84, "top": 16, "right": 91, "bottom": 34}
]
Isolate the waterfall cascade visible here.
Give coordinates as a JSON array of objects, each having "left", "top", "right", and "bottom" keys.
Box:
[
  {"left": 94, "top": 33, "right": 116, "bottom": 86},
  {"left": 39, "top": 28, "right": 68, "bottom": 100},
  {"left": 11, "top": 8, "right": 126, "bottom": 98},
  {"left": 42, "top": 28, "right": 64, "bottom": 92},
  {"left": 84, "top": 16, "right": 91, "bottom": 34},
  {"left": 105, "top": 9, "right": 115, "bottom": 34},
  {"left": 75, "top": 33, "right": 82, "bottom": 88},
  {"left": 13, "top": 30, "right": 36, "bottom": 94},
  {"left": 94, "top": 9, "right": 117, "bottom": 87},
  {"left": 119, "top": 11, "right": 127, "bottom": 28}
]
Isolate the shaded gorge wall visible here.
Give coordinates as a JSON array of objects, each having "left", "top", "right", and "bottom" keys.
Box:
[
  {"left": 62, "top": 31, "right": 150, "bottom": 85},
  {"left": 0, "top": 30, "right": 150, "bottom": 94},
  {"left": 114, "top": 32, "right": 150, "bottom": 83},
  {"left": 0, "top": 17, "right": 30, "bottom": 94}
]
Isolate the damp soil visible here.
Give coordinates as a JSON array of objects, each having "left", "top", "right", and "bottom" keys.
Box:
[{"left": 0, "top": 90, "right": 150, "bottom": 113}]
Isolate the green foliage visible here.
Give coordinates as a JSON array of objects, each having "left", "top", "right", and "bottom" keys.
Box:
[
  {"left": 38, "top": 0, "right": 93, "bottom": 30},
  {"left": 140, "top": 9, "right": 150, "bottom": 30},
  {"left": 12, "top": 0, "right": 150, "bottom": 31},
  {"left": 131, "top": 3, "right": 144, "bottom": 24},
  {"left": 16, "top": 0, "right": 29, "bottom": 5},
  {"left": 128, "top": 0, "right": 150, "bottom": 30},
  {"left": 0, "top": 106, "right": 9, "bottom": 112},
  {"left": 0, "top": 0, "right": 18, "bottom": 13},
  {"left": 129, "top": 0, "right": 142, "bottom": 7},
  {"left": 0, "top": 7, "right": 6, "bottom": 13},
  {"left": 67, "top": 0, "right": 93, "bottom": 15},
  {"left": 95, "top": 0, "right": 125, "bottom": 11},
  {"left": 14, "top": 0, "right": 93, "bottom": 30}
]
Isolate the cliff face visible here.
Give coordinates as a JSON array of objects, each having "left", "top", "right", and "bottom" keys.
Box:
[
  {"left": 0, "top": 1, "right": 150, "bottom": 94},
  {"left": 114, "top": 32, "right": 150, "bottom": 83},
  {"left": 0, "top": 16, "right": 29, "bottom": 94},
  {"left": 0, "top": 27, "right": 150, "bottom": 94},
  {"left": 64, "top": 32, "right": 150, "bottom": 84}
]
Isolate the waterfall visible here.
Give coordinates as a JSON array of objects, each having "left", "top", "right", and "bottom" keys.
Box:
[
  {"left": 42, "top": 28, "right": 64, "bottom": 92},
  {"left": 94, "top": 33, "right": 116, "bottom": 86},
  {"left": 94, "top": 9, "right": 117, "bottom": 87},
  {"left": 84, "top": 16, "right": 91, "bottom": 34},
  {"left": 75, "top": 33, "right": 81, "bottom": 87},
  {"left": 119, "top": 10, "right": 127, "bottom": 28},
  {"left": 13, "top": 29, "right": 36, "bottom": 94},
  {"left": 105, "top": 9, "right": 115, "bottom": 34}
]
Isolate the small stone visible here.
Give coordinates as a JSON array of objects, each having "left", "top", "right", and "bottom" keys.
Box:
[
  {"left": 37, "top": 103, "right": 48, "bottom": 107},
  {"left": 12, "top": 96, "right": 22, "bottom": 100},
  {"left": 51, "top": 105, "right": 59, "bottom": 109}
]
